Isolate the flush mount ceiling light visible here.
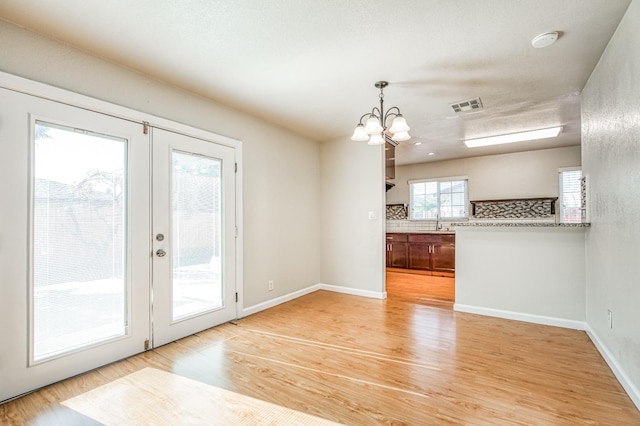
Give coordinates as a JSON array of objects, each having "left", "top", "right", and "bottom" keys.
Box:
[
  {"left": 531, "top": 31, "right": 559, "bottom": 48},
  {"left": 464, "top": 126, "right": 563, "bottom": 148},
  {"left": 351, "top": 81, "right": 410, "bottom": 145}
]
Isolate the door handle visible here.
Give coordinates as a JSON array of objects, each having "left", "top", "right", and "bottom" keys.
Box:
[{"left": 156, "top": 249, "right": 167, "bottom": 257}]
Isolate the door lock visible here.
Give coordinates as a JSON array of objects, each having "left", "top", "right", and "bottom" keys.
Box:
[
  {"left": 156, "top": 233, "right": 164, "bottom": 241},
  {"left": 156, "top": 249, "right": 166, "bottom": 257}
]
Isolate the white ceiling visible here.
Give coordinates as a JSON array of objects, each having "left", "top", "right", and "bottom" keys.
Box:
[{"left": 0, "top": 0, "right": 632, "bottom": 165}]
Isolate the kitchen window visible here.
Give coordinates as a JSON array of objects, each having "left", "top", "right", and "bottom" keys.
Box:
[
  {"left": 559, "top": 168, "right": 582, "bottom": 223},
  {"left": 409, "top": 177, "right": 468, "bottom": 220}
]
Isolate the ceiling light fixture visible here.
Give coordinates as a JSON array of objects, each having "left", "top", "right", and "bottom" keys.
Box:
[
  {"left": 351, "top": 81, "right": 410, "bottom": 145},
  {"left": 464, "top": 126, "right": 563, "bottom": 148}
]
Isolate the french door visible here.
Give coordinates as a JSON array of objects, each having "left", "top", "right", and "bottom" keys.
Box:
[
  {"left": 151, "top": 128, "right": 237, "bottom": 347},
  {"left": 0, "top": 87, "right": 238, "bottom": 402}
]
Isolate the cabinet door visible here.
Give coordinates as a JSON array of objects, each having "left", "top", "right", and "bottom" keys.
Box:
[
  {"left": 388, "top": 242, "right": 408, "bottom": 268},
  {"left": 432, "top": 243, "right": 455, "bottom": 271},
  {"left": 408, "top": 243, "right": 431, "bottom": 270}
]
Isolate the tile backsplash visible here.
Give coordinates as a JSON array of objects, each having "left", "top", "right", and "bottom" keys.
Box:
[
  {"left": 385, "top": 204, "right": 450, "bottom": 232},
  {"left": 386, "top": 204, "right": 408, "bottom": 220},
  {"left": 471, "top": 198, "right": 556, "bottom": 219},
  {"left": 386, "top": 197, "right": 560, "bottom": 233},
  {"left": 386, "top": 219, "right": 456, "bottom": 232}
]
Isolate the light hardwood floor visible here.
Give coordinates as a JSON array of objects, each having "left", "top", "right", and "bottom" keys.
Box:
[
  {"left": 1, "top": 290, "right": 638, "bottom": 425},
  {"left": 386, "top": 269, "right": 455, "bottom": 308}
]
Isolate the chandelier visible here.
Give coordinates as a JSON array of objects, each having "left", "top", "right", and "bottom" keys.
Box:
[{"left": 350, "top": 81, "right": 411, "bottom": 145}]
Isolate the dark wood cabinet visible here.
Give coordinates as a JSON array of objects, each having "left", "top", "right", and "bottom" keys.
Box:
[
  {"left": 431, "top": 240, "right": 456, "bottom": 271},
  {"left": 385, "top": 233, "right": 408, "bottom": 268},
  {"left": 387, "top": 233, "right": 455, "bottom": 272},
  {"left": 407, "top": 242, "right": 431, "bottom": 269}
]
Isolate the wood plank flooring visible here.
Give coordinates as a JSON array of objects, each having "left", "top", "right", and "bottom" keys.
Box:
[
  {"left": 386, "top": 269, "right": 455, "bottom": 308},
  {"left": 61, "top": 367, "right": 340, "bottom": 425},
  {"left": 1, "top": 290, "right": 639, "bottom": 425}
]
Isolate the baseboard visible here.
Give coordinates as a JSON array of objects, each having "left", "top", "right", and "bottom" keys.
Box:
[
  {"left": 318, "top": 283, "right": 387, "bottom": 300},
  {"left": 453, "top": 303, "right": 586, "bottom": 330},
  {"left": 585, "top": 324, "right": 640, "bottom": 411},
  {"left": 241, "top": 283, "right": 386, "bottom": 318},
  {"left": 241, "top": 284, "right": 321, "bottom": 317}
]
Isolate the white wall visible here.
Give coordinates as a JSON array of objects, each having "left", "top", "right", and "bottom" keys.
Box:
[
  {"left": 320, "top": 137, "right": 385, "bottom": 296},
  {"left": 387, "top": 146, "right": 581, "bottom": 205},
  {"left": 0, "top": 21, "right": 321, "bottom": 309},
  {"left": 455, "top": 227, "right": 586, "bottom": 326},
  {"left": 581, "top": 0, "right": 640, "bottom": 406}
]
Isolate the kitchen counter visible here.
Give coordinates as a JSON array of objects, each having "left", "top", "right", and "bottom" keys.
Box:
[
  {"left": 454, "top": 223, "right": 586, "bottom": 327},
  {"left": 451, "top": 222, "right": 590, "bottom": 228},
  {"left": 387, "top": 230, "right": 456, "bottom": 234}
]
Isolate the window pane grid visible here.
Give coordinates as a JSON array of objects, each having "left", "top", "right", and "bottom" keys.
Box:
[
  {"left": 410, "top": 181, "right": 437, "bottom": 220},
  {"left": 410, "top": 179, "right": 468, "bottom": 220},
  {"left": 560, "top": 170, "right": 582, "bottom": 223}
]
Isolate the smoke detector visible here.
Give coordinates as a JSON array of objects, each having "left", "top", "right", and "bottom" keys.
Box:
[{"left": 531, "top": 32, "right": 558, "bottom": 48}]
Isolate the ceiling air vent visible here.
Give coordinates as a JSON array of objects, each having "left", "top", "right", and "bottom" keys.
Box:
[{"left": 450, "top": 97, "right": 483, "bottom": 113}]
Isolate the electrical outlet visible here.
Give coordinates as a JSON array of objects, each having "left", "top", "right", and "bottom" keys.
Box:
[
  {"left": 268, "top": 280, "right": 274, "bottom": 291},
  {"left": 607, "top": 310, "right": 613, "bottom": 329}
]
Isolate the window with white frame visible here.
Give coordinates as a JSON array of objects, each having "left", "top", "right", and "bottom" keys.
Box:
[
  {"left": 409, "top": 178, "right": 468, "bottom": 220},
  {"left": 559, "top": 168, "right": 582, "bottom": 223}
]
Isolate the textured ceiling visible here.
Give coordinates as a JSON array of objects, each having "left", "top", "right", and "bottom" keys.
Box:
[{"left": 0, "top": 0, "right": 632, "bottom": 165}]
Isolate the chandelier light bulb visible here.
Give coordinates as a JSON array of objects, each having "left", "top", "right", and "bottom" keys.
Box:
[
  {"left": 388, "top": 115, "right": 410, "bottom": 134},
  {"left": 367, "top": 133, "right": 385, "bottom": 145},
  {"left": 350, "top": 124, "right": 369, "bottom": 141},
  {"left": 364, "top": 116, "right": 383, "bottom": 134},
  {"left": 391, "top": 131, "right": 411, "bottom": 142}
]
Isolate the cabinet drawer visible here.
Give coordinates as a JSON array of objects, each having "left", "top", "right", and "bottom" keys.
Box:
[
  {"left": 386, "top": 233, "right": 408, "bottom": 242},
  {"left": 441, "top": 234, "right": 455, "bottom": 243},
  {"left": 408, "top": 234, "right": 439, "bottom": 243},
  {"left": 407, "top": 233, "right": 455, "bottom": 243}
]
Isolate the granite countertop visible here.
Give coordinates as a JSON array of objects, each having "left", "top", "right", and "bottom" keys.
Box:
[
  {"left": 451, "top": 222, "right": 590, "bottom": 228},
  {"left": 406, "top": 230, "right": 455, "bottom": 234},
  {"left": 386, "top": 230, "right": 456, "bottom": 234}
]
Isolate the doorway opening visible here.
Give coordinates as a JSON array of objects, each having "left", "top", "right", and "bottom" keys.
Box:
[{"left": 384, "top": 205, "right": 456, "bottom": 309}]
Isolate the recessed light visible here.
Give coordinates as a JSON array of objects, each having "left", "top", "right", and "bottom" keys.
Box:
[
  {"left": 464, "top": 126, "right": 562, "bottom": 148},
  {"left": 531, "top": 31, "right": 558, "bottom": 48},
  {"left": 415, "top": 142, "right": 422, "bottom": 146},
  {"left": 428, "top": 152, "right": 435, "bottom": 156}
]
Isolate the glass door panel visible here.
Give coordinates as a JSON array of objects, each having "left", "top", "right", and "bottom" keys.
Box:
[
  {"left": 172, "top": 151, "right": 223, "bottom": 320},
  {"left": 32, "top": 121, "right": 128, "bottom": 362},
  {"left": 152, "top": 128, "right": 236, "bottom": 348}
]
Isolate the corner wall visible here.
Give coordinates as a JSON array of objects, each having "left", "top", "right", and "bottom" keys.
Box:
[
  {"left": 0, "top": 20, "right": 321, "bottom": 309},
  {"left": 581, "top": 0, "right": 640, "bottom": 407},
  {"left": 319, "top": 137, "right": 385, "bottom": 296}
]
